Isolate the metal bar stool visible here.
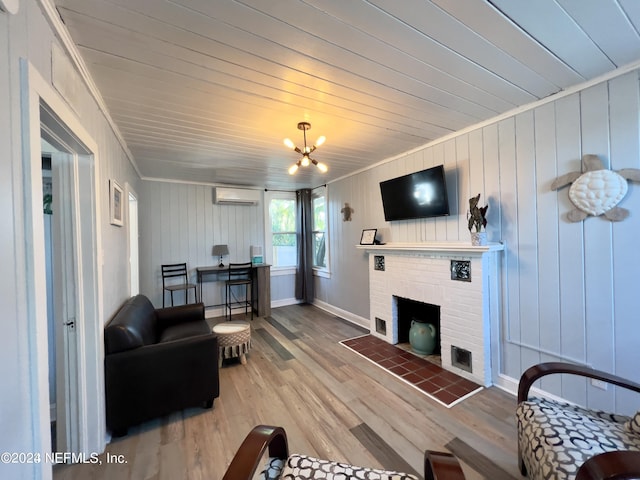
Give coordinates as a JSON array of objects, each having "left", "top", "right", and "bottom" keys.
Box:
[{"left": 225, "top": 262, "right": 253, "bottom": 320}]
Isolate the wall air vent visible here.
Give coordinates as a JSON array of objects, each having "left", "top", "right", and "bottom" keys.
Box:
[{"left": 213, "top": 187, "right": 260, "bottom": 205}]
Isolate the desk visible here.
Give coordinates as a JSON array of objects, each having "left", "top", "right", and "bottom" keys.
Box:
[{"left": 197, "top": 264, "right": 271, "bottom": 317}]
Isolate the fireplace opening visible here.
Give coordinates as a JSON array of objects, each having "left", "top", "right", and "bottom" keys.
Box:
[{"left": 395, "top": 296, "right": 441, "bottom": 355}]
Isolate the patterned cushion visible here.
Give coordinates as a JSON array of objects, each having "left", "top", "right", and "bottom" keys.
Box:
[
  {"left": 517, "top": 397, "right": 640, "bottom": 480},
  {"left": 626, "top": 411, "right": 640, "bottom": 435},
  {"left": 259, "top": 454, "right": 418, "bottom": 480},
  {"left": 259, "top": 457, "right": 285, "bottom": 480}
]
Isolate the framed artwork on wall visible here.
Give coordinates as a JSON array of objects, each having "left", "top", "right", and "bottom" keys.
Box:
[
  {"left": 360, "top": 228, "right": 377, "bottom": 245},
  {"left": 110, "top": 179, "right": 124, "bottom": 227}
]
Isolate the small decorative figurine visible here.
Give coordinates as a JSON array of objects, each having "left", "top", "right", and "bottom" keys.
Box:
[
  {"left": 341, "top": 202, "right": 354, "bottom": 221},
  {"left": 551, "top": 154, "right": 640, "bottom": 222},
  {"left": 467, "top": 194, "right": 488, "bottom": 246}
]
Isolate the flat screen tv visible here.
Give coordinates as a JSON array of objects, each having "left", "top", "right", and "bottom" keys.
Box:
[{"left": 379, "top": 165, "right": 450, "bottom": 221}]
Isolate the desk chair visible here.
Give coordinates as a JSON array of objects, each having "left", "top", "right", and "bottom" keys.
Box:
[
  {"left": 161, "top": 263, "right": 197, "bottom": 307},
  {"left": 226, "top": 262, "right": 253, "bottom": 320}
]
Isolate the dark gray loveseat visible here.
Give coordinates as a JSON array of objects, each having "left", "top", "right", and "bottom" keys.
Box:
[{"left": 104, "top": 294, "right": 219, "bottom": 436}]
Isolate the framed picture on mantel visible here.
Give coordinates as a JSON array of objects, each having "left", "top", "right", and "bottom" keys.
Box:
[{"left": 360, "top": 228, "right": 377, "bottom": 245}]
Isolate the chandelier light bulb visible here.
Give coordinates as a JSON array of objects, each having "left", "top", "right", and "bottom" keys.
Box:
[
  {"left": 288, "top": 164, "right": 299, "bottom": 175},
  {"left": 283, "top": 138, "right": 295, "bottom": 150},
  {"left": 301, "top": 156, "right": 310, "bottom": 167},
  {"left": 315, "top": 136, "right": 326, "bottom": 147},
  {"left": 317, "top": 162, "right": 328, "bottom": 173}
]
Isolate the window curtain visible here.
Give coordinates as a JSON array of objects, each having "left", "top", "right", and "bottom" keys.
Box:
[{"left": 295, "top": 189, "right": 314, "bottom": 303}]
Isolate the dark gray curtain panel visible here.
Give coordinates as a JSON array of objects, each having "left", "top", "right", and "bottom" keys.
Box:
[{"left": 295, "top": 189, "right": 314, "bottom": 303}]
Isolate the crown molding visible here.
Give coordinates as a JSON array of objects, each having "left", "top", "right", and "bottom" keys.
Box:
[
  {"left": 0, "top": 0, "right": 19, "bottom": 14},
  {"left": 36, "top": 0, "right": 141, "bottom": 178}
]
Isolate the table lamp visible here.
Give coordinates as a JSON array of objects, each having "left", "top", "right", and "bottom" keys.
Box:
[{"left": 212, "top": 244, "right": 229, "bottom": 267}]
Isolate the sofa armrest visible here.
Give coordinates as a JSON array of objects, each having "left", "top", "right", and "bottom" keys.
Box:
[
  {"left": 155, "top": 302, "right": 205, "bottom": 329},
  {"left": 518, "top": 362, "right": 640, "bottom": 404},
  {"left": 576, "top": 451, "right": 640, "bottom": 480},
  {"left": 223, "top": 425, "right": 289, "bottom": 480}
]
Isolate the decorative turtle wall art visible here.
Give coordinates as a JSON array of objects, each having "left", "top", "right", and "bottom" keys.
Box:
[{"left": 551, "top": 154, "right": 640, "bottom": 222}]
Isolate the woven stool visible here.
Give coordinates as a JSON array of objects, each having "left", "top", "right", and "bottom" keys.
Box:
[{"left": 212, "top": 320, "right": 251, "bottom": 367}]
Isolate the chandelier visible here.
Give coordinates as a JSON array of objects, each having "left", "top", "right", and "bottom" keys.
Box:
[{"left": 284, "top": 122, "right": 328, "bottom": 175}]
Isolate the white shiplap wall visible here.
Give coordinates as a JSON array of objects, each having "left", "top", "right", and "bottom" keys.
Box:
[
  {"left": 320, "top": 69, "right": 640, "bottom": 414},
  {"left": 1, "top": 0, "right": 140, "bottom": 476},
  {"left": 137, "top": 181, "right": 299, "bottom": 308}
]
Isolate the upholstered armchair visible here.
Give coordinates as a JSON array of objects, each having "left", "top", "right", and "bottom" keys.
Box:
[
  {"left": 223, "top": 425, "right": 466, "bottom": 480},
  {"left": 517, "top": 362, "right": 640, "bottom": 480}
]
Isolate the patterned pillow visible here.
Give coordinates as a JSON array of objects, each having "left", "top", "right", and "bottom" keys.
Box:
[
  {"left": 626, "top": 411, "right": 640, "bottom": 435},
  {"left": 280, "top": 454, "right": 419, "bottom": 480},
  {"left": 259, "top": 457, "right": 285, "bottom": 480}
]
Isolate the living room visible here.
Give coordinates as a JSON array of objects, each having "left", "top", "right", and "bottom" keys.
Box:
[{"left": 3, "top": 1, "right": 640, "bottom": 479}]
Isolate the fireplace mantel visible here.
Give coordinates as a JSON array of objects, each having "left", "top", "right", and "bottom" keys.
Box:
[{"left": 357, "top": 242, "right": 504, "bottom": 256}]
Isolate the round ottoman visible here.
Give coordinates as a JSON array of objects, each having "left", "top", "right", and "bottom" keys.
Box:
[{"left": 212, "top": 320, "right": 251, "bottom": 366}]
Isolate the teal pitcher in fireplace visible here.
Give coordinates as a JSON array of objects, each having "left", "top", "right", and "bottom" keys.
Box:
[{"left": 409, "top": 319, "right": 436, "bottom": 355}]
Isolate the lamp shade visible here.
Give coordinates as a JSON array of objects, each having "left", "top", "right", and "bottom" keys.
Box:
[{"left": 212, "top": 244, "right": 229, "bottom": 256}]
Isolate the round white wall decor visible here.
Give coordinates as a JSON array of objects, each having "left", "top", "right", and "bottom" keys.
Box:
[{"left": 0, "top": 0, "right": 19, "bottom": 15}]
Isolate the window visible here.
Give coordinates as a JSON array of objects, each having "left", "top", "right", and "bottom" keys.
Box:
[
  {"left": 267, "top": 193, "right": 297, "bottom": 269},
  {"left": 312, "top": 189, "right": 329, "bottom": 273},
  {"left": 264, "top": 189, "right": 329, "bottom": 276}
]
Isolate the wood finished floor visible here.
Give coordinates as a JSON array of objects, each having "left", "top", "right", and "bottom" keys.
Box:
[{"left": 53, "top": 304, "right": 520, "bottom": 480}]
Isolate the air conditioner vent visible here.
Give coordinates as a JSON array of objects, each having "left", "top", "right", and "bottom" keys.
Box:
[{"left": 213, "top": 187, "right": 260, "bottom": 205}]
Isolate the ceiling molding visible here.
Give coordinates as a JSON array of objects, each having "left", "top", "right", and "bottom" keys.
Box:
[{"left": 36, "top": 0, "right": 141, "bottom": 178}]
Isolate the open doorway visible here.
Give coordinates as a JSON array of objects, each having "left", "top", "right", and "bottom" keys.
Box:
[
  {"left": 128, "top": 189, "right": 139, "bottom": 296},
  {"left": 21, "top": 60, "right": 106, "bottom": 473},
  {"left": 40, "top": 106, "right": 92, "bottom": 455}
]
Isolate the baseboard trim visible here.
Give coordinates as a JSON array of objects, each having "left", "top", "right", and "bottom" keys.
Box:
[
  {"left": 205, "top": 298, "right": 303, "bottom": 318},
  {"left": 204, "top": 307, "right": 225, "bottom": 319},
  {"left": 312, "top": 299, "right": 370, "bottom": 329},
  {"left": 494, "top": 373, "right": 572, "bottom": 404},
  {"left": 271, "top": 298, "right": 302, "bottom": 308},
  {"left": 494, "top": 374, "right": 518, "bottom": 397}
]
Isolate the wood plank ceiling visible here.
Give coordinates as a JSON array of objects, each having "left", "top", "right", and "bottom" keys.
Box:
[{"left": 52, "top": 0, "right": 640, "bottom": 189}]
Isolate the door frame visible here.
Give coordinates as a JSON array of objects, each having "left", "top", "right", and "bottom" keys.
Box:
[
  {"left": 127, "top": 185, "right": 139, "bottom": 296},
  {"left": 21, "top": 59, "right": 106, "bottom": 474}
]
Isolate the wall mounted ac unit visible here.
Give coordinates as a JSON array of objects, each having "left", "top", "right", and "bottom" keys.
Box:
[{"left": 213, "top": 187, "right": 260, "bottom": 205}]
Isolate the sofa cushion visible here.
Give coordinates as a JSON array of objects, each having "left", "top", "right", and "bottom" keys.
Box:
[
  {"left": 517, "top": 397, "right": 640, "bottom": 480},
  {"left": 159, "top": 321, "right": 210, "bottom": 343},
  {"left": 104, "top": 295, "right": 158, "bottom": 354}
]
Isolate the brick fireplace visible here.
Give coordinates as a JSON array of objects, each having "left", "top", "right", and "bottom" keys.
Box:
[{"left": 359, "top": 242, "right": 503, "bottom": 386}]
